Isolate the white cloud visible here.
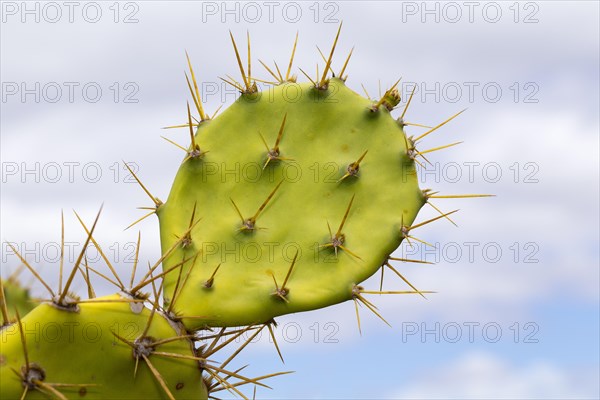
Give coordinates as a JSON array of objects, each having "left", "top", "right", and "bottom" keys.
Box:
[{"left": 394, "top": 351, "right": 600, "bottom": 399}]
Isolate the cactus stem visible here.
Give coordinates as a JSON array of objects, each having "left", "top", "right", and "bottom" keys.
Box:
[
  {"left": 185, "top": 51, "right": 208, "bottom": 121},
  {"left": 204, "top": 263, "right": 222, "bottom": 289},
  {"left": 338, "top": 150, "right": 368, "bottom": 182},
  {"left": 6, "top": 243, "right": 55, "bottom": 298},
  {"left": 413, "top": 109, "right": 466, "bottom": 142}
]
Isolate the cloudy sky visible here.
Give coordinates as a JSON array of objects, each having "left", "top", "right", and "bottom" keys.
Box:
[{"left": 1, "top": 1, "right": 598, "bottom": 399}]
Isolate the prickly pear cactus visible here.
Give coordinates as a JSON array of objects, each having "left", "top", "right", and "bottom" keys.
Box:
[
  {"left": 146, "top": 28, "right": 473, "bottom": 329},
  {"left": 159, "top": 78, "right": 423, "bottom": 328},
  {"left": 3, "top": 26, "right": 486, "bottom": 399},
  {"left": 0, "top": 293, "right": 207, "bottom": 400}
]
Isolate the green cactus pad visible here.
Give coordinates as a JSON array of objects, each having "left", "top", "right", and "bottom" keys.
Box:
[
  {"left": 0, "top": 293, "right": 207, "bottom": 400},
  {"left": 158, "top": 78, "right": 426, "bottom": 328}
]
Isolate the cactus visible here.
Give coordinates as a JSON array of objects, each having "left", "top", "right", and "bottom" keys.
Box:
[
  {"left": 1, "top": 211, "right": 289, "bottom": 399},
  {"left": 0, "top": 293, "right": 208, "bottom": 400},
  {"left": 140, "top": 27, "right": 479, "bottom": 329},
  {"left": 2, "top": 26, "right": 488, "bottom": 399}
]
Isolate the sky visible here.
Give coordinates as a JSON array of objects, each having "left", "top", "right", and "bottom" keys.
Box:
[{"left": 1, "top": 1, "right": 599, "bottom": 399}]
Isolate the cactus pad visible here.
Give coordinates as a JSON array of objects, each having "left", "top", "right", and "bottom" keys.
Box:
[
  {"left": 158, "top": 74, "right": 428, "bottom": 328},
  {"left": 0, "top": 293, "right": 207, "bottom": 399}
]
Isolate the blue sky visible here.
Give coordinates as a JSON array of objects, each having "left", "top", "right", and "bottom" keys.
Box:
[{"left": 1, "top": 1, "right": 598, "bottom": 398}]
